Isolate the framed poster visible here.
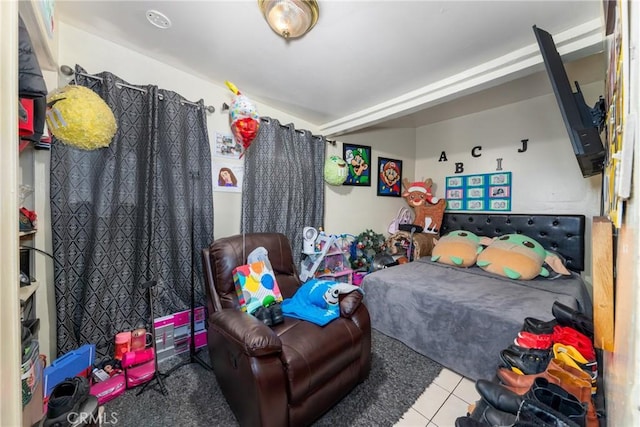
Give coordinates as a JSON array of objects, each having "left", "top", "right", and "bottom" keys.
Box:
[
  {"left": 445, "top": 171, "right": 512, "bottom": 212},
  {"left": 343, "top": 143, "right": 371, "bottom": 186},
  {"left": 377, "top": 157, "right": 402, "bottom": 197}
]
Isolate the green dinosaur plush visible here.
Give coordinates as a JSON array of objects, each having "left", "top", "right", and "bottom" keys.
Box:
[{"left": 476, "top": 234, "right": 570, "bottom": 280}]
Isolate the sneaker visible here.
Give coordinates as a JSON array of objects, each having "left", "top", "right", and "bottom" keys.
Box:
[
  {"left": 552, "top": 325, "right": 596, "bottom": 361},
  {"left": 251, "top": 306, "right": 273, "bottom": 326},
  {"left": 514, "top": 331, "right": 553, "bottom": 350},
  {"left": 43, "top": 376, "right": 90, "bottom": 427},
  {"left": 269, "top": 302, "right": 284, "bottom": 325}
]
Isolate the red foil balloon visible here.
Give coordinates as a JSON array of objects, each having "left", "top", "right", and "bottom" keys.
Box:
[{"left": 226, "top": 81, "right": 260, "bottom": 158}]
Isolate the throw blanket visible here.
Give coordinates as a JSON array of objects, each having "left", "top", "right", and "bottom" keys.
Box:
[
  {"left": 362, "top": 259, "right": 592, "bottom": 381},
  {"left": 282, "top": 279, "right": 363, "bottom": 326}
]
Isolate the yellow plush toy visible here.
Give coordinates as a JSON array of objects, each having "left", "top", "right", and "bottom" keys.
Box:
[
  {"left": 476, "top": 234, "right": 570, "bottom": 280},
  {"left": 46, "top": 85, "right": 117, "bottom": 150},
  {"left": 431, "top": 230, "right": 488, "bottom": 267}
]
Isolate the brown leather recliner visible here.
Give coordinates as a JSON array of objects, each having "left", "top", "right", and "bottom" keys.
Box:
[{"left": 202, "top": 233, "right": 372, "bottom": 427}]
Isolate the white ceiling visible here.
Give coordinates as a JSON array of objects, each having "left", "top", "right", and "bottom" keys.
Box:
[{"left": 55, "top": 0, "right": 606, "bottom": 136}]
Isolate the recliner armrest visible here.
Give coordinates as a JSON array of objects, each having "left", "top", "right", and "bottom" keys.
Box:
[
  {"left": 339, "top": 290, "right": 363, "bottom": 318},
  {"left": 209, "top": 309, "right": 282, "bottom": 357}
]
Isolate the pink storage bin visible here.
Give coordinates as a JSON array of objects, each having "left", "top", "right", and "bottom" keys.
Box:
[
  {"left": 125, "top": 359, "right": 155, "bottom": 388},
  {"left": 90, "top": 374, "right": 126, "bottom": 405}
]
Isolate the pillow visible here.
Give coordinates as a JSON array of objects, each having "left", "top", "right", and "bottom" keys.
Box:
[
  {"left": 476, "top": 234, "right": 571, "bottom": 280},
  {"left": 430, "top": 230, "right": 487, "bottom": 267},
  {"left": 233, "top": 261, "right": 283, "bottom": 313}
]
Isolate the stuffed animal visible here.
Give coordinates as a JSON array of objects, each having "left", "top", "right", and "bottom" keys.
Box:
[
  {"left": 431, "top": 230, "right": 489, "bottom": 267},
  {"left": 281, "top": 279, "right": 362, "bottom": 326},
  {"left": 476, "top": 234, "right": 571, "bottom": 280},
  {"left": 401, "top": 178, "right": 446, "bottom": 234}
]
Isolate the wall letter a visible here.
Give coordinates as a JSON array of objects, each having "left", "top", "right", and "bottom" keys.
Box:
[{"left": 439, "top": 151, "right": 448, "bottom": 162}]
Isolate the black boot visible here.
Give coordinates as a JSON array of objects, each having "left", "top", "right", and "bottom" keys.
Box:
[
  {"left": 552, "top": 302, "right": 594, "bottom": 338},
  {"left": 476, "top": 377, "right": 586, "bottom": 427},
  {"left": 475, "top": 379, "right": 522, "bottom": 413},
  {"left": 43, "top": 377, "right": 90, "bottom": 427},
  {"left": 526, "top": 378, "right": 587, "bottom": 427},
  {"left": 516, "top": 398, "right": 581, "bottom": 427},
  {"left": 481, "top": 399, "right": 581, "bottom": 427}
]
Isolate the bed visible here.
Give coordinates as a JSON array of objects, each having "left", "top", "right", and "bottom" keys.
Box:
[{"left": 361, "top": 213, "right": 593, "bottom": 381}]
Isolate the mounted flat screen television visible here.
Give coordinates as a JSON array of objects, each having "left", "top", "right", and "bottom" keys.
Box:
[{"left": 532, "top": 25, "right": 606, "bottom": 178}]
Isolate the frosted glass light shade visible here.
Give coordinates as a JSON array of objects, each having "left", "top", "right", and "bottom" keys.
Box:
[{"left": 258, "top": 0, "right": 319, "bottom": 39}]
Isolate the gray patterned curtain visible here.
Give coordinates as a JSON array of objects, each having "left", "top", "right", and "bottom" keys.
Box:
[
  {"left": 241, "top": 118, "right": 325, "bottom": 267},
  {"left": 50, "top": 65, "right": 213, "bottom": 357}
]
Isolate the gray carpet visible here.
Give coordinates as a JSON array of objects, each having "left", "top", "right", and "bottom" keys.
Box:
[{"left": 104, "top": 329, "right": 443, "bottom": 426}]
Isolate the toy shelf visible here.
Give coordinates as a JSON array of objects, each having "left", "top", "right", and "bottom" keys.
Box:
[{"left": 300, "top": 234, "right": 354, "bottom": 284}]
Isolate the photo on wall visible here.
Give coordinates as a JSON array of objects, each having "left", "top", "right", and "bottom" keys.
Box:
[
  {"left": 377, "top": 157, "right": 402, "bottom": 197},
  {"left": 214, "top": 131, "right": 243, "bottom": 159},
  {"left": 212, "top": 160, "right": 243, "bottom": 193},
  {"left": 342, "top": 143, "right": 371, "bottom": 186}
]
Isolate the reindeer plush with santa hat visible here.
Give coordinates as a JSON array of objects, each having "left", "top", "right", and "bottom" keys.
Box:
[{"left": 401, "top": 178, "right": 447, "bottom": 234}]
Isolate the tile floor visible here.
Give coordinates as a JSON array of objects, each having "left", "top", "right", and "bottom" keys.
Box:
[{"left": 394, "top": 368, "right": 481, "bottom": 427}]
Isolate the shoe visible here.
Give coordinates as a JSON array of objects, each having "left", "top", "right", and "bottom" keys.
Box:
[
  {"left": 515, "top": 331, "right": 553, "bottom": 349},
  {"left": 527, "top": 378, "right": 587, "bottom": 426},
  {"left": 476, "top": 379, "right": 522, "bottom": 414},
  {"left": 480, "top": 378, "right": 585, "bottom": 427},
  {"left": 43, "top": 376, "right": 90, "bottom": 427},
  {"left": 496, "top": 358, "right": 599, "bottom": 427},
  {"left": 251, "top": 306, "right": 273, "bottom": 326},
  {"left": 552, "top": 325, "right": 596, "bottom": 361},
  {"left": 497, "top": 359, "right": 591, "bottom": 393},
  {"left": 455, "top": 416, "right": 489, "bottom": 427},
  {"left": 552, "top": 302, "right": 594, "bottom": 339},
  {"left": 517, "top": 398, "right": 581, "bottom": 427},
  {"left": 507, "top": 344, "right": 552, "bottom": 360},
  {"left": 523, "top": 317, "right": 558, "bottom": 335},
  {"left": 500, "top": 347, "right": 551, "bottom": 375},
  {"left": 553, "top": 343, "right": 597, "bottom": 393},
  {"left": 269, "top": 302, "right": 284, "bottom": 325}
]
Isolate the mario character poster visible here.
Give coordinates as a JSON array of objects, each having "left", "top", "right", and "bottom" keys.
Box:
[
  {"left": 377, "top": 157, "right": 402, "bottom": 197},
  {"left": 343, "top": 143, "right": 371, "bottom": 186}
]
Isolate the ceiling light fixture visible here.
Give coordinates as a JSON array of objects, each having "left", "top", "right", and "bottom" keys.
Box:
[{"left": 258, "top": 0, "right": 319, "bottom": 39}]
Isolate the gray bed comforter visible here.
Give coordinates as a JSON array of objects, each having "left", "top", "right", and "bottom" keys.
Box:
[{"left": 361, "top": 258, "right": 593, "bottom": 381}]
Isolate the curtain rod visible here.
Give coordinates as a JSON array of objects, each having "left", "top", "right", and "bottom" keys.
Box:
[
  {"left": 59, "top": 65, "right": 215, "bottom": 114},
  {"left": 260, "top": 117, "right": 336, "bottom": 146}
]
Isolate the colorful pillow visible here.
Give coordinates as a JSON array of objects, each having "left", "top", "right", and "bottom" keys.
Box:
[
  {"left": 232, "top": 261, "right": 283, "bottom": 313},
  {"left": 476, "top": 234, "right": 571, "bottom": 280},
  {"left": 430, "top": 230, "right": 487, "bottom": 267}
]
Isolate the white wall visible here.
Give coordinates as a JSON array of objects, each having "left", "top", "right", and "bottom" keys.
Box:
[
  {"left": 414, "top": 82, "right": 603, "bottom": 283},
  {"left": 324, "top": 127, "right": 416, "bottom": 236},
  {"left": 57, "top": 22, "right": 318, "bottom": 240}
]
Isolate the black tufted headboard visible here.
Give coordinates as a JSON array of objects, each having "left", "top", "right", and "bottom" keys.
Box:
[{"left": 440, "top": 213, "right": 586, "bottom": 272}]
